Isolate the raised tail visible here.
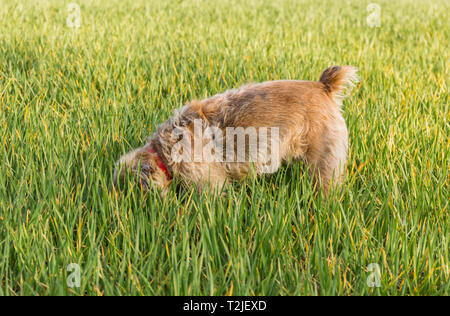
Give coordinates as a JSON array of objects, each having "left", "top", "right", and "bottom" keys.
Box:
[{"left": 319, "top": 65, "right": 359, "bottom": 105}]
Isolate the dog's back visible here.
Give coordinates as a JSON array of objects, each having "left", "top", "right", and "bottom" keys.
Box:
[{"left": 193, "top": 66, "right": 357, "bottom": 128}]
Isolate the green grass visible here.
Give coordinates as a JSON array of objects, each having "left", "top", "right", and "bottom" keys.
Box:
[{"left": 0, "top": 0, "right": 448, "bottom": 296}]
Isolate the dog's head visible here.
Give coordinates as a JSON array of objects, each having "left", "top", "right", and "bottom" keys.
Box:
[{"left": 113, "top": 145, "right": 171, "bottom": 195}]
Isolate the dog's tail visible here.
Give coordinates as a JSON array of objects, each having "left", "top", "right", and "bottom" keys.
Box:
[{"left": 319, "top": 66, "right": 359, "bottom": 105}]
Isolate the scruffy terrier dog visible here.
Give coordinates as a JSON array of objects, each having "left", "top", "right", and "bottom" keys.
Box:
[{"left": 114, "top": 66, "right": 358, "bottom": 195}]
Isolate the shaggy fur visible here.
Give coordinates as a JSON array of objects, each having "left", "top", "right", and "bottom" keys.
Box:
[{"left": 114, "top": 66, "right": 358, "bottom": 195}]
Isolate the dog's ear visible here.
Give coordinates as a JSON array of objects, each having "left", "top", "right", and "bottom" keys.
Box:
[{"left": 114, "top": 147, "right": 155, "bottom": 191}]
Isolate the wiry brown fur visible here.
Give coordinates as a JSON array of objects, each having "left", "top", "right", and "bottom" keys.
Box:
[{"left": 114, "top": 66, "right": 358, "bottom": 195}]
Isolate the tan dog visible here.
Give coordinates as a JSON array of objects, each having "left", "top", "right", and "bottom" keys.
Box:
[{"left": 114, "top": 66, "right": 358, "bottom": 195}]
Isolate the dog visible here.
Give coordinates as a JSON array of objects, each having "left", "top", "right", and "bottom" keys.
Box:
[{"left": 114, "top": 66, "right": 358, "bottom": 195}]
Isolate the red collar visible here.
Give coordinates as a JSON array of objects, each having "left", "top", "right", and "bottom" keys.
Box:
[{"left": 148, "top": 147, "right": 172, "bottom": 180}]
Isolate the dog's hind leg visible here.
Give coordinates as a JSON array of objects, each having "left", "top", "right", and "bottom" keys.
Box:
[{"left": 305, "top": 124, "right": 348, "bottom": 194}]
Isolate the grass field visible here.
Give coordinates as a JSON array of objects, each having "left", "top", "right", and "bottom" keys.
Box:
[{"left": 0, "top": 0, "right": 448, "bottom": 296}]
